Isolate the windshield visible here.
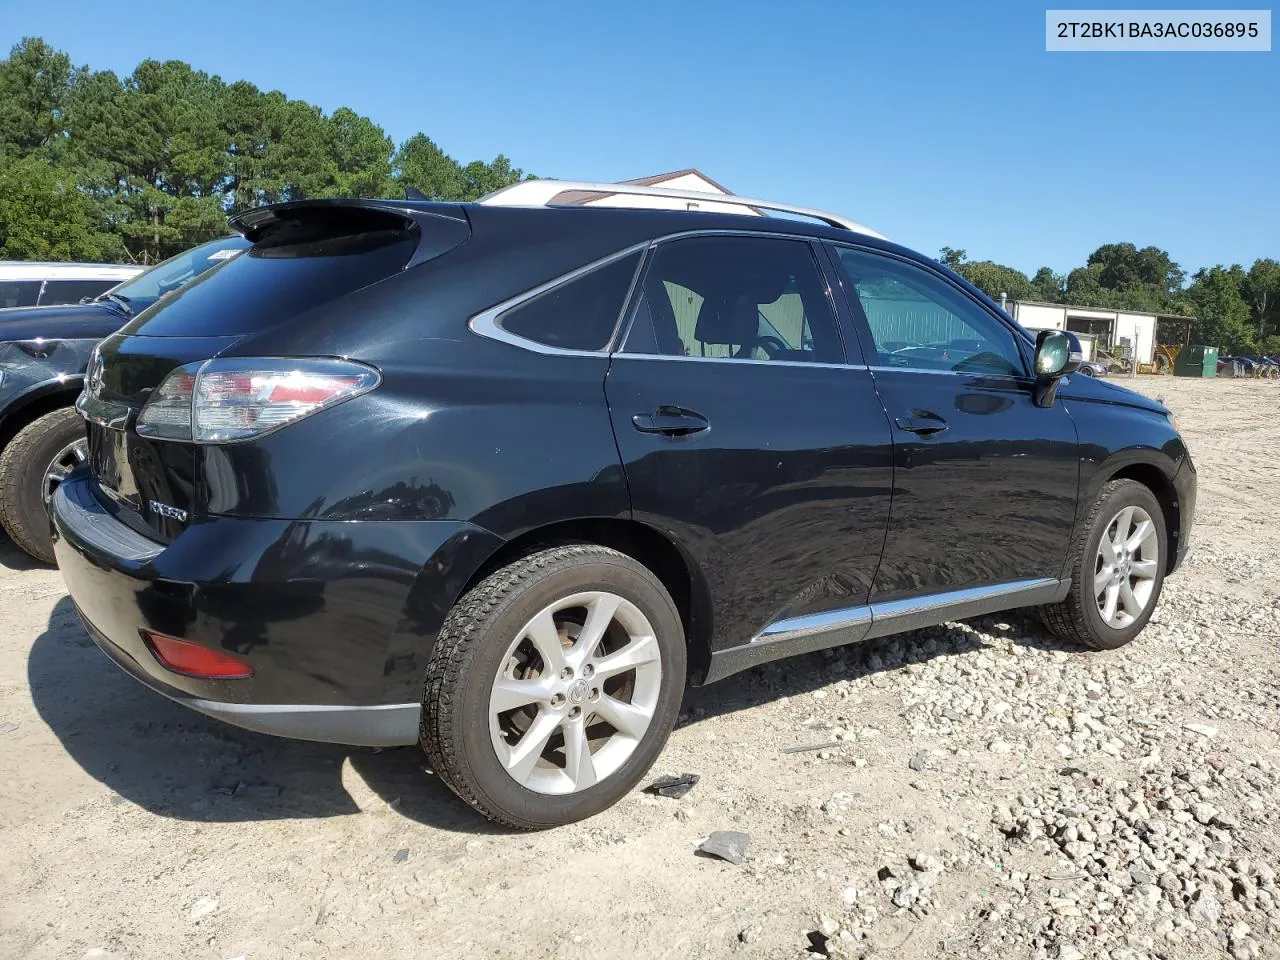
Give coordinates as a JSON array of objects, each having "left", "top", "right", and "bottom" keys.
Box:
[{"left": 109, "top": 235, "right": 250, "bottom": 303}]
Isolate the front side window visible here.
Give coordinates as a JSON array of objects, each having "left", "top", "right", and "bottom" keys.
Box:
[
  {"left": 831, "top": 246, "right": 1025, "bottom": 376},
  {"left": 624, "top": 236, "right": 844, "bottom": 364}
]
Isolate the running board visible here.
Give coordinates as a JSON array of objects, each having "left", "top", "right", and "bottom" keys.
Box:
[{"left": 703, "top": 578, "right": 1069, "bottom": 683}]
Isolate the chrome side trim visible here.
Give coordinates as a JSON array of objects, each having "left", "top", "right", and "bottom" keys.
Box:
[
  {"left": 755, "top": 605, "right": 873, "bottom": 646},
  {"left": 477, "top": 179, "right": 886, "bottom": 239},
  {"left": 467, "top": 241, "right": 650, "bottom": 356},
  {"left": 702, "top": 577, "right": 1069, "bottom": 684},
  {"left": 864, "top": 577, "right": 1063, "bottom": 639},
  {"left": 867, "top": 365, "right": 1024, "bottom": 382},
  {"left": 620, "top": 353, "right": 869, "bottom": 371}
]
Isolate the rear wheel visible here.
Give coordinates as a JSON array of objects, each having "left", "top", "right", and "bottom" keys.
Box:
[
  {"left": 422, "top": 545, "right": 686, "bottom": 829},
  {"left": 0, "top": 408, "right": 87, "bottom": 563},
  {"left": 1040, "top": 479, "right": 1167, "bottom": 650}
]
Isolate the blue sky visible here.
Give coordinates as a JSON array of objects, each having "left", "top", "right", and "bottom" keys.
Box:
[{"left": 4, "top": 0, "right": 1277, "bottom": 276}]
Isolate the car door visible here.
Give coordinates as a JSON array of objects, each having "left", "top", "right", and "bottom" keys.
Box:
[
  {"left": 605, "top": 233, "right": 895, "bottom": 678},
  {"left": 825, "top": 242, "right": 1080, "bottom": 606}
]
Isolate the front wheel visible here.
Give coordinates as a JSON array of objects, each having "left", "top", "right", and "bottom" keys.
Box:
[
  {"left": 1040, "top": 479, "right": 1167, "bottom": 650},
  {"left": 421, "top": 545, "right": 686, "bottom": 829},
  {"left": 0, "top": 408, "right": 88, "bottom": 563}
]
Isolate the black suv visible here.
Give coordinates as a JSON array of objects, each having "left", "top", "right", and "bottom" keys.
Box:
[{"left": 52, "top": 192, "right": 1195, "bottom": 828}]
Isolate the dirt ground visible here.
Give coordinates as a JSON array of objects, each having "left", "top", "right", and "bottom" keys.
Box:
[{"left": 1, "top": 375, "right": 1277, "bottom": 960}]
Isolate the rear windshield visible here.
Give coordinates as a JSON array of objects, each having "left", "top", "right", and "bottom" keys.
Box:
[{"left": 118, "top": 229, "right": 416, "bottom": 338}]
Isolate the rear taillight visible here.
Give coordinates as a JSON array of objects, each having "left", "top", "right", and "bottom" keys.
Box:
[
  {"left": 142, "top": 631, "right": 254, "bottom": 679},
  {"left": 136, "top": 358, "right": 379, "bottom": 443}
]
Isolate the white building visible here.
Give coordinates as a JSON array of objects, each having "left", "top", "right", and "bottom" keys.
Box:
[{"left": 1007, "top": 300, "right": 1160, "bottom": 366}]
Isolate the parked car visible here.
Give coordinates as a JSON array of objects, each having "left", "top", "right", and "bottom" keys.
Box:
[
  {"left": 53, "top": 185, "right": 1196, "bottom": 829},
  {"left": 0, "top": 236, "right": 249, "bottom": 561},
  {"left": 1074, "top": 357, "right": 1109, "bottom": 377},
  {"left": 0, "top": 261, "right": 144, "bottom": 309}
]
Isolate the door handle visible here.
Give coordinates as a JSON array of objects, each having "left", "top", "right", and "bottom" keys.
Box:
[
  {"left": 894, "top": 411, "right": 948, "bottom": 437},
  {"left": 632, "top": 407, "right": 709, "bottom": 438}
]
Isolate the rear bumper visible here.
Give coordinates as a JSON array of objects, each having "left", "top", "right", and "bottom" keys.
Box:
[
  {"left": 81, "top": 615, "right": 420, "bottom": 746},
  {"left": 51, "top": 469, "right": 500, "bottom": 746}
]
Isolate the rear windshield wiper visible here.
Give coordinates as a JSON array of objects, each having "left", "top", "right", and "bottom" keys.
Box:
[{"left": 96, "top": 292, "right": 134, "bottom": 317}]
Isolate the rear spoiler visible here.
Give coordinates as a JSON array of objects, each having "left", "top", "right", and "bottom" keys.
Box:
[{"left": 228, "top": 199, "right": 471, "bottom": 269}]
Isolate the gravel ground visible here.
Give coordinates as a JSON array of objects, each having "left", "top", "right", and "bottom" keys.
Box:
[{"left": 0, "top": 375, "right": 1276, "bottom": 960}]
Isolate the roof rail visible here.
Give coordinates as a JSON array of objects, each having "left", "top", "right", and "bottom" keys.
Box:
[{"left": 477, "top": 180, "right": 885, "bottom": 240}]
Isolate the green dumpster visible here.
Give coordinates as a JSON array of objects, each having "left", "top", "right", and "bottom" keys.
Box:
[{"left": 1174, "top": 345, "right": 1218, "bottom": 377}]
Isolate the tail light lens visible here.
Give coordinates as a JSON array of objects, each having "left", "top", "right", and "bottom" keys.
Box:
[
  {"left": 142, "top": 631, "right": 254, "bottom": 679},
  {"left": 137, "top": 358, "right": 379, "bottom": 443}
]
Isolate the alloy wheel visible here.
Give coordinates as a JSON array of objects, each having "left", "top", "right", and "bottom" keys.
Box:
[
  {"left": 42, "top": 438, "right": 88, "bottom": 505},
  {"left": 488, "top": 590, "right": 662, "bottom": 795},
  {"left": 1094, "top": 505, "right": 1159, "bottom": 628}
]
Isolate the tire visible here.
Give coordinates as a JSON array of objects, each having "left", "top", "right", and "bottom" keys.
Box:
[
  {"left": 1040, "top": 479, "right": 1167, "bottom": 650},
  {"left": 422, "top": 545, "right": 686, "bottom": 829},
  {"left": 0, "top": 408, "right": 87, "bottom": 564},
  {"left": 1078, "top": 367, "right": 1095, "bottom": 377}
]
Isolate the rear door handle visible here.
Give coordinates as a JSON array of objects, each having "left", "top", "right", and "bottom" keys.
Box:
[
  {"left": 894, "top": 410, "right": 948, "bottom": 437},
  {"left": 632, "top": 407, "right": 709, "bottom": 438}
]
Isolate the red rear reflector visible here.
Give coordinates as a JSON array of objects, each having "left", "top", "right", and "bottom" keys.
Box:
[{"left": 142, "top": 631, "right": 253, "bottom": 679}]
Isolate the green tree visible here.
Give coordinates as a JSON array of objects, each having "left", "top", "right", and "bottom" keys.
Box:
[
  {"left": 1184, "top": 265, "right": 1253, "bottom": 351},
  {"left": 394, "top": 134, "right": 466, "bottom": 200},
  {"left": 459, "top": 154, "right": 528, "bottom": 198},
  {"left": 1030, "top": 266, "right": 1062, "bottom": 302},
  {"left": 1244, "top": 258, "right": 1280, "bottom": 340},
  {"left": 0, "top": 37, "right": 80, "bottom": 159},
  {"left": 957, "top": 261, "right": 1034, "bottom": 302},
  {"left": 938, "top": 246, "right": 966, "bottom": 271},
  {"left": 0, "top": 154, "right": 121, "bottom": 260},
  {"left": 327, "top": 107, "right": 393, "bottom": 198}
]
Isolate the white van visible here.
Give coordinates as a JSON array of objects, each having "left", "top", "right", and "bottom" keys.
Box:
[{"left": 0, "top": 262, "right": 145, "bottom": 310}]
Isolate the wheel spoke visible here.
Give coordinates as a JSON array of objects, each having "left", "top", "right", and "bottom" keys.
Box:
[
  {"left": 592, "top": 634, "right": 660, "bottom": 682},
  {"left": 1101, "top": 583, "right": 1120, "bottom": 622},
  {"left": 592, "top": 694, "right": 650, "bottom": 739},
  {"left": 503, "top": 709, "right": 560, "bottom": 784},
  {"left": 524, "top": 609, "right": 568, "bottom": 675},
  {"left": 1119, "top": 578, "right": 1142, "bottom": 618},
  {"left": 572, "top": 592, "right": 621, "bottom": 664},
  {"left": 1111, "top": 507, "right": 1134, "bottom": 551},
  {"left": 1098, "top": 536, "right": 1116, "bottom": 563},
  {"left": 1093, "top": 565, "right": 1112, "bottom": 596},
  {"left": 1126, "top": 520, "right": 1155, "bottom": 554},
  {"left": 562, "top": 715, "right": 597, "bottom": 791},
  {"left": 1130, "top": 558, "right": 1159, "bottom": 580},
  {"left": 491, "top": 677, "right": 552, "bottom": 714}
]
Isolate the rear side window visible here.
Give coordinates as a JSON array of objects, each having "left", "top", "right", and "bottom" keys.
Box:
[
  {"left": 496, "top": 252, "right": 641, "bottom": 352},
  {"left": 0, "top": 280, "right": 40, "bottom": 308},
  {"left": 120, "top": 229, "right": 418, "bottom": 337},
  {"left": 38, "top": 279, "right": 116, "bottom": 305},
  {"left": 623, "top": 236, "right": 844, "bottom": 364}
]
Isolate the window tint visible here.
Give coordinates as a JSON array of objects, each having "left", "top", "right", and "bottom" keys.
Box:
[
  {"left": 38, "top": 279, "right": 117, "bottom": 306},
  {"left": 498, "top": 251, "right": 641, "bottom": 352},
  {"left": 0, "top": 280, "right": 40, "bottom": 308},
  {"left": 624, "top": 236, "right": 843, "bottom": 364},
  {"left": 831, "top": 247, "right": 1024, "bottom": 376}
]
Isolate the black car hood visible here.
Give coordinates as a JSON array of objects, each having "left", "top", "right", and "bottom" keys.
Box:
[
  {"left": 0, "top": 302, "right": 131, "bottom": 343},
  {"left": 1060, "top": 371, "right": 1168, "bottom": 415}
]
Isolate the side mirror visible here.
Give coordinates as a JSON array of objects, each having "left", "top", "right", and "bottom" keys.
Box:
[{"left": 1032, "top": 330, "right": 1080, "bottom": 407}]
